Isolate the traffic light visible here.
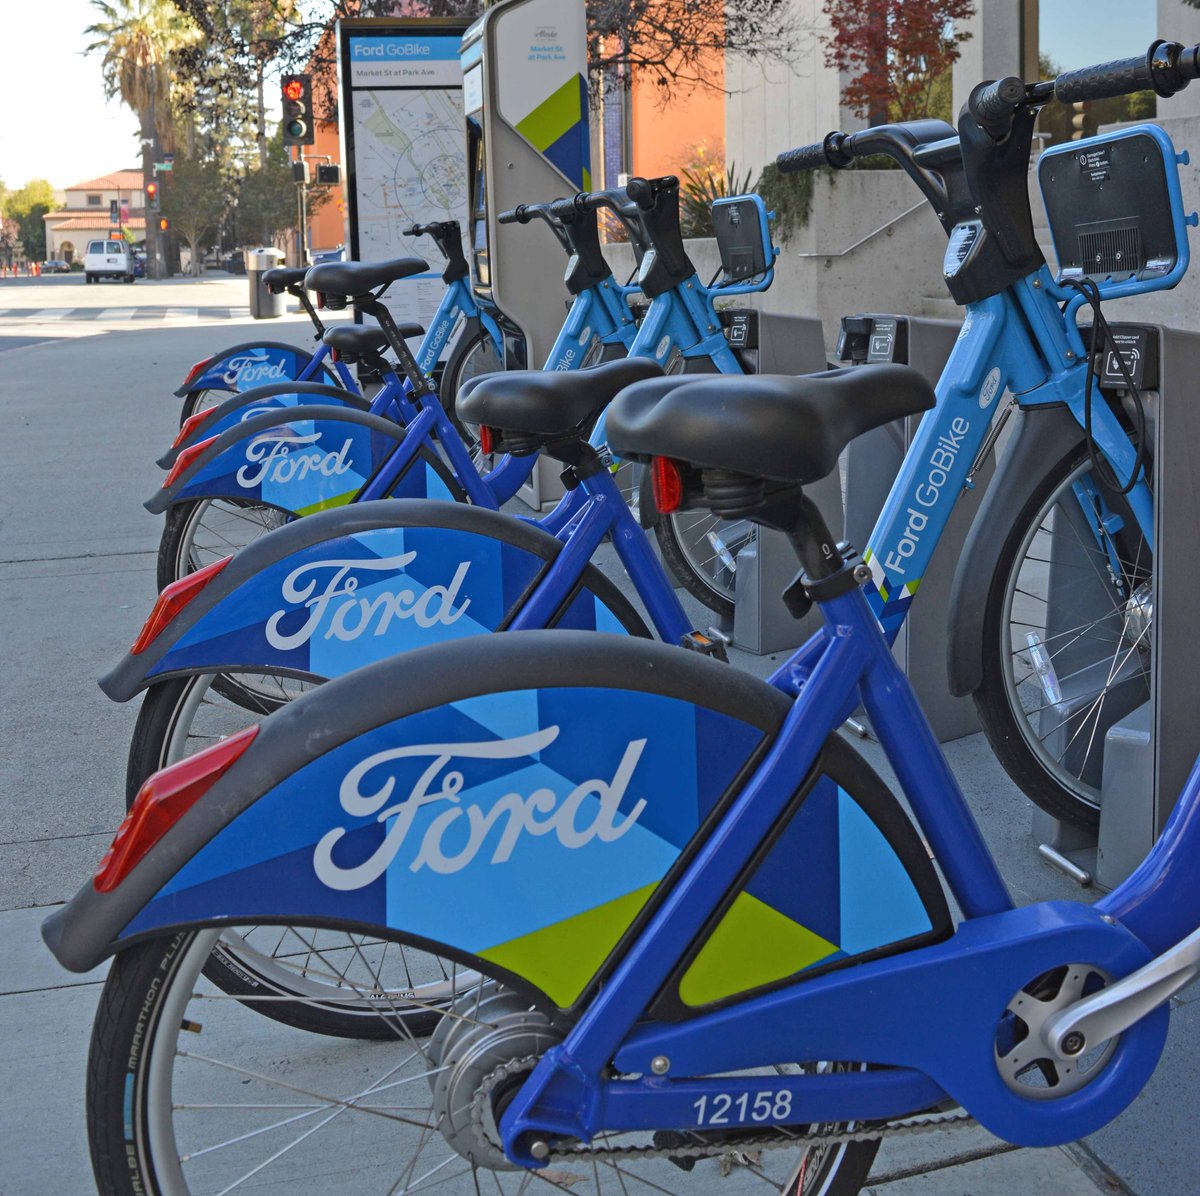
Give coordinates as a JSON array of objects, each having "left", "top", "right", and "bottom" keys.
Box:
[
  {"left": 146, "top": 180, "right": 159, "bottom": 211},
  {"left": 159, "top": 217, "right": 170, "bottom": 232},
  {"left": 282, "top": 74, "right": 314, "bottom": 147}
]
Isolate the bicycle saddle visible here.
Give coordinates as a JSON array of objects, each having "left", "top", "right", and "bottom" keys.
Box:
[
  {"left": 457, "top": 357, "right": 665, "bottom": 438},
  {"left": 607, "top": 365, "right": 935, "bottom": 485},
  {"left": 322, "top": 323, "right": 425, "bottom": 357},
  {"left": 304, "top": 257, "right": 429, "bottom": 297},
  {"left": 262, "top": 266, "right": 310, "bottom": 293}
]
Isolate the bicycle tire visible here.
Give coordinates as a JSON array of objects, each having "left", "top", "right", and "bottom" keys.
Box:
[
  {"left": 655, "top": 510, "right": 756, "bottom": 618},
  {"left": 440, "top": 324, "right": 504, "bottom": 450},
  {"left": 178, "top": 388, "right": 226, "bottom": 425},
  {"left": 974, "top": 450, "right": 1152, "bottom": 830}
]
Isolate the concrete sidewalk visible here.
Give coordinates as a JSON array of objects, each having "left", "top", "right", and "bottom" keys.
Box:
[{"left": 0, "top": 324, "right": 1185, "bottom": 1193}]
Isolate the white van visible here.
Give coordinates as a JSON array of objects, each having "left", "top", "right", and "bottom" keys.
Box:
[{"left": 84, "top": 239, "right": 135, "bottom": 284}]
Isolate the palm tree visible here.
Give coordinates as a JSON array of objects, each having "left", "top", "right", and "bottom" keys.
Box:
[{"left": 86, "top": 0, "right": 197, "bottom": 276}]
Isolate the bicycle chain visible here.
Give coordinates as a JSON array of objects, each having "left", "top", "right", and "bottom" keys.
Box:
[{"left": 472, "top": 1055, "right": 977, "bottom": 1166}]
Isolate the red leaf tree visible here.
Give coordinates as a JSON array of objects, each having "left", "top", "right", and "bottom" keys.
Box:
[{"left": 821, "top": 0, "right": 975, "bottom": 125}]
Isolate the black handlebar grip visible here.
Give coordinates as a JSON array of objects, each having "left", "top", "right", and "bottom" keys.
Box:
[
  {"left": 776, "top": 141, "right": 831, "bottom": 173},
  {"left": 625, "top": 177, "right": 654, "bottom": 210},
  {"left": 969, "top": 77, "right": 1027, "bottom": 125},
  {"left": 497, "top": 207, "right": 525, "bottom": 225},
  {"left": 1055, "top": 53, "right": 1154, "bottom": 103}
]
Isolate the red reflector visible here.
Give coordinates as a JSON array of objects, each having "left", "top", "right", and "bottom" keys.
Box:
[
  {"left": 181, "top": 357, "right": 213, "bottom": 389},
  {"left": 172, "top": 406, "right": 218, "bottom": 449},
  {"left": 652, "top": 457, "right": 685, "bottom": 514},
  {"left": 479, "top": 426, "right": 495, "bottom": 455},
  {"left": 316, "top": 292, "right": 326, "bottom": 309},
  {"left": 94, "top": 724, "right": 259, "bottom": 893},
  {"left": 131, "top": 555, "right": 232, "bottom": 654},
  {"left": 163, "top": 434, "right": 219, "bottom": 488}
]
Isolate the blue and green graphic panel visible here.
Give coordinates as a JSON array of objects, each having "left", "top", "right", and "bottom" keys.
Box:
[
  {"left": 678, "top": 777, "right": 935, "bottom": 1006},
  {"left": 121, "top": 686, "right": 770, "bottom": 1006},
  {"left": 148, "top": 525, "right": 636, "bottom": 684}
]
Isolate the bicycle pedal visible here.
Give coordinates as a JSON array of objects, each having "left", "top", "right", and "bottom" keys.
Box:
[{"left": 680, "top": 630, "right": 729, "bottom": 662}]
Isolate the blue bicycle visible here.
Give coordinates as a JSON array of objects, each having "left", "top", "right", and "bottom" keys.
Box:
[
  {"left": 150, "top": 197, "right": 640, "bottom": 590},
  {"left": 47, "top": 42, "right": 1200, "bottom": 1196},
  {"left": 170, "top": 224, "right": 498, "bottom": 428},
  {"left": 152, "top": 180, "right": 776, "bottom": 599}
]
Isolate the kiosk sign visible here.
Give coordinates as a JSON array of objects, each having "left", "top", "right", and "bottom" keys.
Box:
[{"left": 337, "top": 19, "right": 471, "bottom": 333}]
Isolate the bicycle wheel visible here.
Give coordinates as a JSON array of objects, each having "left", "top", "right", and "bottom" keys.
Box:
[
  {"left": 126, "top": 673, "right": 480, "bottom": 1040},
  {"left": 975, "top": 451, "right": 1152, "bottom": 830},
  {"left": 88, "top": 930, "right": 880, "bottom": 1195},
  {"left": 157, "top": 498, "right": 290, "bottom": 591},
  {"left": 178, "top": 388, "right": 226, "bottom": 425},
  {"left": 656, "top": 511, "right": 756, "bottom": 618}
]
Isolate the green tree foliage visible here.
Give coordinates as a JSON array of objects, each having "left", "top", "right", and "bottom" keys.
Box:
[
  {"left": 5, "top": 180, "right": 56, "bottom": 261},
  {"left": 162, "top": 155, "right": 228, "bottom": 274},
  {"left": 236, "top": 134, "right": 302, "bottom": 247},
  {"left": 822, "top": 0, "right": 974, "bottom": 124}
]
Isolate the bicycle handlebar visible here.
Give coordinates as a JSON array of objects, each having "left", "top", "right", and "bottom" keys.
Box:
[
  {"left": 966, "top": 40, "right": 1200, "bottom": 131},
  {"left": 776, "top": 140, "right": 836, "bottom": 174}
]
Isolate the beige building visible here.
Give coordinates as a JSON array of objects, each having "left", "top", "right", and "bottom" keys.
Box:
[{"left": 43, "top": 170, "right": 146, "bottom": 264}]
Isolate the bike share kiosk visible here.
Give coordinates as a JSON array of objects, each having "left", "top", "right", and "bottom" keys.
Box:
[
  {"left": 460, "top": 0, "right": 592, "bottom": 507},
  {"left": 1017, "top": 127, "right": 1200, "bottom": 887}
]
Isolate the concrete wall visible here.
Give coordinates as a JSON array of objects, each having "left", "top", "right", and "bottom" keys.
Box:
[
  {"left": 725, "top": 0, "right": 858, "bottom": 179},
  {"left": 604, "top": 170, "right": 951, "bottom": 350}
]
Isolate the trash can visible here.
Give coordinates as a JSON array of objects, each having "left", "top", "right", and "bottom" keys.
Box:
[{"left": 245, "top": 247, "right": 286, "bottom": 318}]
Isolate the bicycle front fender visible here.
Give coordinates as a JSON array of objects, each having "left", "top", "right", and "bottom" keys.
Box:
[
  {"left": 946, "top": 404, "right": 1087, "bottom": 697},
  {"left": 47, "top": 634, "right": 790, "bottom": 988},
  {"left": 174, "top": 341, "right": 331, "bottom": 397},
  {"left": 145, "top": 405, "right": 431, "bottom": 517},
  {"left": 159, "top": 381, "right": 372, "bottom": 469},
  {"left": 100, "top": 502, "right": 650, "bottom": 702}
]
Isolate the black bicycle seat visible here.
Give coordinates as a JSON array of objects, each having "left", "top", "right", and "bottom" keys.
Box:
[
  {"left": 322, "top": 324, "right": 425, "bottom": 356},
  {"left": 607, "top": 365, "right": 935, "bottom": 485},
  {"left": 262, "top": 266, "right": 309, "bottom": 293},
  {"left": 457, "top": 358, "right": 665, "bottom": 438},
  {"left": 305, "top": 257, "right": 429, "bottom": 297}
]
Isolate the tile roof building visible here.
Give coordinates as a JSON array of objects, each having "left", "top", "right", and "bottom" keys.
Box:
[{"left": 43, "top": 169, "right": 146, "bottom": 263}]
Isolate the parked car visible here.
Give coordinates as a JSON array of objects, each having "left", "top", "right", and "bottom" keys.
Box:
[
  {"left": 132, "top": 251, "right": 146, "bottom": 278},
  {"left": 41, "top": 259, "right": 71, "bottom": 274},
  {"left": 84, "top": 239, "right": 135, "bottom": 284}
]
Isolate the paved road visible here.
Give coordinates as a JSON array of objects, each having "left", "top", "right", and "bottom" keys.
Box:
[{"left": 0, "top": 312, "right": 1187, "bottom": 1194}]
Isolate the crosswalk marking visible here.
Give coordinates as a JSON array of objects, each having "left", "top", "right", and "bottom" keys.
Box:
[
  {"left": 31, "top": 309, "right": 71, "bottom": 320},
  {"left": 98, "top": 308, "right": 135, "bottom": 321},
  {"left": 165, "top": 308, "right": 200, "bottom": 320}
]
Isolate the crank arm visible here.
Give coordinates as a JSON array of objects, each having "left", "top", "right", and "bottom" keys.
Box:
[{"left": 1045, "top": 923, "right": 1200, "bottom": 1059}]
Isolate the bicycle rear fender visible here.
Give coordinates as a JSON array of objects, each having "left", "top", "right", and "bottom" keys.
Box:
[
  {"left": 47, "top": 635, "right": 789, "bottom": 989},
  {"left": 174, "top": 341, "right": 333, "bottom": 397},
  {"left": 100, "top": 502, "right": 649, "bottom": 701},
  {"left": 159, "top": 382, "right": 371, "bottom": 469},
  {"left": 947, "top": 404, "right": 1086, "bottom": 697},
  {"left": 145, "top": 405, "right": 454, "bottom": 517},
  {"left": 48, "top": 633, "right": 946, "bottom": 1024}
]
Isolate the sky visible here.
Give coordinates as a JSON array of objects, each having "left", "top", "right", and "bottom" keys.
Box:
[
  {"left": 0, "top": 0, "right": 1167, "bottom": 193},
  {"left": 1039, "top": 0, "right": 1159, "bottom": 72},
  {"left": 2, "top": 0, "right": 145, "bottom": 190}
]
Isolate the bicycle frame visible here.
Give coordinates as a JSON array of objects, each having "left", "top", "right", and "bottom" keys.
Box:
[
  {"left": 853, "top": 270, "right": 1155, "bottom": 647},
  {"left": 497, "top": 569, "right": 1176, "bottom": 1158},
  {"left": 506, "top": 465, "right": 691, "bottom": 641}
]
